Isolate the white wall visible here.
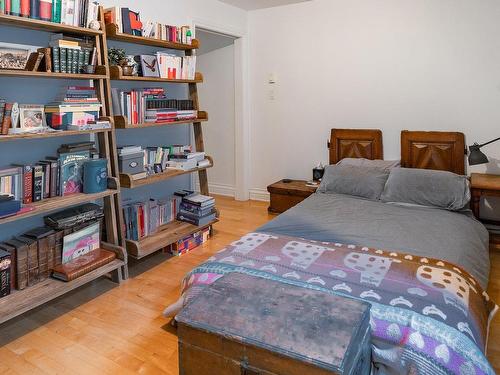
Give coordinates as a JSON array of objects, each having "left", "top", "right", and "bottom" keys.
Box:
[
  {"left": 197, "top": 44, "right": 236, "bottom": 196},
  {"left": 247, "top": 0, "right": 500, "bottom": 208}
]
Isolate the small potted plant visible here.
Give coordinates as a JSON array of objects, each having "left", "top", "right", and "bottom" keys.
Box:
[{"left": 108, "top": 48, "right": 134, "bottom": 76}]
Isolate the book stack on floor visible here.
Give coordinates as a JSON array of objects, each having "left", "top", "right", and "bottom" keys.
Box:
[
  {"left": 45, "top": 86, "right": 108, "bottom": 131},
  {"left": 177, "top": 194, "right": 216, "bottom": 227},
  {"left": 0, "top": 203, "right": 109, "bottom": 296},
  {"left": 111, "top": 87, "right": 197, "bottom": 125},
  {"left": 168, "top": 227, "right": 210, "bottom": 257},
  {"left": 122, "top": 196, "right": 180, "bottom": 241},
  {"left": 0, "top": 0, "right": 100, "bottom": 28},
  {"left": 104, "top": 6, "right": 193, "bottom": 44}
]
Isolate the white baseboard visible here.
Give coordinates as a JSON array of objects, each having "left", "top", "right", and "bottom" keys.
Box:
[
  {"left": 249, "top": 188, "right": 270, "bottom": 202},
  {"left": 195, "top": 182, "right": 236, "bottom": 197}
]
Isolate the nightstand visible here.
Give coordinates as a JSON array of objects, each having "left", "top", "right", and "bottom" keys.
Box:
[
  {"left": 470, "top": 173, "right": 500, "bottom": 226},
  {"left": 267, "top": 179, "right": 317, "bottom": 214}
]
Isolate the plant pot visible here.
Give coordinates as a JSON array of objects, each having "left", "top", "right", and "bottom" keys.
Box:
[{"left": 121, "top": 66, "right": 134, "bottom": 76}]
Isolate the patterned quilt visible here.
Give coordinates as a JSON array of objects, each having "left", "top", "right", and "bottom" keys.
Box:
[{"left": 177, "top": 232, "right": 498, "bottom": 375}]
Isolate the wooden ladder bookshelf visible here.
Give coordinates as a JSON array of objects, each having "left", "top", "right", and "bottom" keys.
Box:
[
  {"left": 0, "top": 8, "right": 127, "bottom": 324},
  {"left": 103, "top": 24, "right": 216, "bottom": 259}
]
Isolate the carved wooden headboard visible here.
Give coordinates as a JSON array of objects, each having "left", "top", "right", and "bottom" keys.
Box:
[
  {"left": 328, "top": 129, "right": 383, "bottom": 164},
  {"left": 400, "top": 131, "right": 466, "bottom": 175}
]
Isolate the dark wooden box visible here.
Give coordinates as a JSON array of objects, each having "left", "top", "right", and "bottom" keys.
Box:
[
  {"left": 177, "top": 273, "right": 371, "bottom": 375},
  {"left": 267, "top": 180, "right": 317, "bottom": 214}
]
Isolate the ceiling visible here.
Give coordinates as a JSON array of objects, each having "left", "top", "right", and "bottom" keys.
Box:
[
  {"left": 218, "top": 0, "right": 311, "bottom": 10},
  {"left": 196, "top": 29, "right": 237, "bottom": 55}
]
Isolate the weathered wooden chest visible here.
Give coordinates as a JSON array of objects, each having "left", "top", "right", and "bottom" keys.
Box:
[{"left": 177, "top": 273, "right": 371, "bottom": 375}]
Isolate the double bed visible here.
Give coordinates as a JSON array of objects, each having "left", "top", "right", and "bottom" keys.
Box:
[{"left": 167, "top": 129, "right": 497, "bottom": 374}]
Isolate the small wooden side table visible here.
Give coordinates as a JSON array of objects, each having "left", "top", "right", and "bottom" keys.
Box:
[
  {"left": 470, "top": 173, "right": 500, "bottom": 226},
  {"left": 267, "top": 179, "right": 317, "bottom": 214}
]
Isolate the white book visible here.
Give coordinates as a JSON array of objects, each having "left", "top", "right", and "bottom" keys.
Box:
[
  {"left": 73, "top": 0, "right": 79, "bottom": 26},
  {"left": 60, "top": 0, "right": 67, "bottom": 24}
]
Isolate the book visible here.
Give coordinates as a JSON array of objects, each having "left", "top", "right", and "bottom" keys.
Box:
[
  {"left": 10, "top": 0, "right": 19, "bottom": 15},
  {"left": 19, "top": 0, "right": 29, "bottom": 16},
  {"left": 58, "top": 149, "right": 90, "bottom": 195},
  {"left": 24, "top": 227, "right": 55, "bottom": 281},
  {"left": 51, "top": 248, "right": 116, "bottom": 282},
  {"left": 37, "top": 162, "right": 50, "bottom": 199},
  {"left": 29, "top": 0, "right": 38, "bottom": 18},
  {"left": 39, "top": 0, "right": 51, "bottom": 21},
  {"left": 176, "top": 212, "right": 216, "bottom": 227},
  {"left": 121, "top": 7, "right": 131, "bottom": 34},
  {"left": 25, "top": 51, "right": 44, "bottom": 71},
  {"left": 51, "top": 46, "right": 60, "bottom": 73},
  {"left": 17, "top": 236, "right": 38, "bottom": 286},
  {"left": 51, "top": 0, "right": 60, "bottom": 22},
  {"left": 0, "top": 249, "right": 11, "bottom": 297},
  {"left": 62, "top": 222, "right": 100, "bottom": 263},
  {"left": 32, "top": 164, "right": 43, "bottom": 202},
  {"left": 3, "top": 239, "right": 28, "bottom": 290},
  {"left": 12, "top": 164, "right": 33, "bottom": 204},
  {"left": 1, "top": 103, "right": 13, "bottom": 135},
  {"left": 60, "top": 47, "right": 67, "bottom": 73},
  {"left": 37, "top": 47, "right": 52, "bottom": 72},
  {"left": 103, "top": 6, "right": 121, "bottom": 33},
  {"left": 183, "top": 194, "right": 215, "bottom": 208}
]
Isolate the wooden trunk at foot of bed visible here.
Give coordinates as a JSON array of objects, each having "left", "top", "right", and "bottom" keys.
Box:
[{"left": 177, "top": 273, "right": 372, "bottom": 375}]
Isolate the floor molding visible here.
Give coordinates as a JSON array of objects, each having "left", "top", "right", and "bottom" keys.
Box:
[
  {"left": 249, "top": 188, "right": 270, "bottom": 202},
  {"left": 196, "top": 182, "right": 236, "bottom": 197}
]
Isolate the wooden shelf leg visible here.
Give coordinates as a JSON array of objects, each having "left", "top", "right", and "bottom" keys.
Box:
[{"left": 111, "top": 266, "right": 123, "bottom": 284}]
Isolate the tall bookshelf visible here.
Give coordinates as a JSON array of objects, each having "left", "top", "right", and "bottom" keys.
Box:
[
  {"left": 103, "top": 23, "right": 217, "bottom": 260},
  {"left": 0, "top": 9, "right": 127, "bottom": 325}
]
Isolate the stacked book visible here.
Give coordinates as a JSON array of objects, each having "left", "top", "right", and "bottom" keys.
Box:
[
  {"left": 177, "top": 194, "right": 216, "bottom": 227},
  {"left": 168, "top": 227, "right": 210, "bottom": 257},
  {"left": 111, "top": 87, "right": 197, "bottom": 125},
  {"left": 45, "top": 86, "right": 103, "bottom": 130},
  {"left": 104, "top": 6, "right": 193, "bottom": 44},
  {"left": 0, "top": 0, "right": 100, "bottom": 27},
  {"left": 49, "top": 34, "right": 97, "bottom": 74},
  {"left": 122, "top": 196, "right": 180, "bottom": 241},
  {"left": 167, "top": 151, "right": 206, "bottom": 171}
]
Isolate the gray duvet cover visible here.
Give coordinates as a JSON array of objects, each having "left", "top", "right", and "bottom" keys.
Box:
[{"left": 258, "top": 192, "right": 490, "bottom": 289}]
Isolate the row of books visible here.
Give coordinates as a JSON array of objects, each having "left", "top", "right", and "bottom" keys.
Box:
[
  {"left": 49, "top": 34, "right": 98, "bottom": 73},
  {"left": 177, "top": 193, "right": 216, "bottom": 227},
  {"left": 0, "top": 0, "right": 100, "bottom": 28},
  {"left": 0, "top": 143, "right": 98, "bottom": 213},
  {"left": 0, "top": 218, "right": 102, "bottom": 298},
  {"left": 111, "top": 87, "right": 196, "bottom": 125},
  {"left": 103, "top": 6, "right": 193, "bottom": 45},
  {"left": 122, "top": 196, "right": 180, "bottom": 241},
  {"left": 157, "top": 53, "right": 196, "bottom": 80}
]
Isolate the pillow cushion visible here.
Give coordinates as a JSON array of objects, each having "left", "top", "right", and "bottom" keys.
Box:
[
  {"left": 337, "top": 158, "right": 400, "bottom": 171},
  {"left": 380, "top": 168, "right": 470, "bottom": 211},
  {"left": 317, "top": 165, "right": 390, "bottom": 200}
]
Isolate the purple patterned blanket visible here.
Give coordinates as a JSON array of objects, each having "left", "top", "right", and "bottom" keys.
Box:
[{"left": 174, "top": 232, "right": 498, "bottom": 374}]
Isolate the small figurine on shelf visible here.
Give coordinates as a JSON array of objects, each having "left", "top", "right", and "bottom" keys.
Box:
[{"left": 108, "top": 48, "right": 134, "bottom": 76}]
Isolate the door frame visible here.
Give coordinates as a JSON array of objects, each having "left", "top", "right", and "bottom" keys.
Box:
[{"left": 191, "top": 18, "right": 250, "bottom": 201}]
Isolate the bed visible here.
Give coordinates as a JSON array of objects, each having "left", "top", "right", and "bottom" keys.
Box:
[{"left": 167, "top": 129, "right": 497, "bottom": 375}]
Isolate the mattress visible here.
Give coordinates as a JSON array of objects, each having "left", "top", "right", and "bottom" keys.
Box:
[{"left": 258, "top": 192, "right": 490, "bottom": 289}]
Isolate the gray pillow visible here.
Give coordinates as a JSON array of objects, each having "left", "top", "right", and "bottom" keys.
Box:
[
  {"left": 317, "top": 165, "right": 390, "bottom": 200},
  {"left": 337, "top": 158, "right": 400, "bottom": 171},
  {"left": 380, "top": 168, "right": 470, "bottom": 211}
]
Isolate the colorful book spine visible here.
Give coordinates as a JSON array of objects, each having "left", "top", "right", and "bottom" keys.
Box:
[
  {"left": 51, "top": 0, "right": 60, "bottom": 22},
  {"left": 10, "top": 0, "right": 20, "bottom": 15},
  {"left": 0, "top": 0, "right": 4, "bottom": 14},
  {"left": 77, "top": 48, "right": 84, "bottom": 73},
  {"left": 19, "top": 0, "right": 29, "bottom": 16},
  {"left": 67, "top": 48, "right": 73, "bottom": 73},
  {"left": 82, "top": 48, "right": 90, "bottom": 66},
  {"left": 20, "top": 165, "right": 33, "bottom": 204},
  {"left": 29, "top": 0, "right": 38, "bottom": 18},
  {"left": 39, "top": 0, "right": 51, "bottom": 21},
  {"left": 72, "top": 49, "right": 79, "bottom": 74},
  {"left": 1, "top": 103, "right": 13, "bottom": 136},
  {"left": 4, "top": 0, "right": 11, "bottom": 14},
  {"left": 32, "top": 165, "right": 43, "bottom": 202},
  {"left": 51, "top": 47, "right": 60, "bottom": 73}
]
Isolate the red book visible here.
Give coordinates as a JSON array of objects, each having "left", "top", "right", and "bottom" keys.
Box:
[
  {"left": 39, "top": 0, "right": 51, "bottom": 21},
  {"left": 1, "top": 103, "right": 12, "bottom": 135},
  {"left": 20, "top": 0, "right": 29, "bottom": 16},
  {"left": 4, "top": 0, "right": 11, "bottom": 14},
  {"left": 12, "top": 165, "right": 33, "bottom": 204}
]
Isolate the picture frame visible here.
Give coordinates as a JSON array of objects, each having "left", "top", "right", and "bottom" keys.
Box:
[
  {"left": 18, "top": 104, "right": 47, "bottom": 132},
  {"left": 139, "top": 54, "right": 160, "bottom": 77},
  {"left": 62, "top": 222, "right": 100, "bottom": 263},
  {"left": 0, "top": 42, "right": 35, "bottom": 70}
]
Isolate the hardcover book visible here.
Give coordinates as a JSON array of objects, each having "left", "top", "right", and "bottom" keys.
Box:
[
  {"left": 58, "top": 150, "right": 90, "bottom": 195},
  {"left": 32, "top": 164, "right": 43, "bottom": 202},
  {"left": 0, "top": 249, "right": 11, "bottom": 297},
  {"left": 52, "top": 248, "right": 116, "bottom": 282}
]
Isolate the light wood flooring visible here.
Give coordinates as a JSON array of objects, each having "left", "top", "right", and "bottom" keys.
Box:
[{"left": 0, "top": 195, "right": 499, "bottom": 374}]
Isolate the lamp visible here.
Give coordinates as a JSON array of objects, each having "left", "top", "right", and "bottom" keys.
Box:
[{"left": 468, "top": 137, "right": 500, "bottom": 165}]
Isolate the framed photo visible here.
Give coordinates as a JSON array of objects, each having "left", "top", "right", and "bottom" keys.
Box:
[
  {"left": 19, "top": 105, "right": 47, "bottom": 132},
  {"left": 0, "top": 43, "right": 31, "bottom": 70},
  {"left": 62, "top": 222, "right": 100, "bottom": 263},
  {"left": 140, "top": 54, "right": 160, "bottom": 77}
]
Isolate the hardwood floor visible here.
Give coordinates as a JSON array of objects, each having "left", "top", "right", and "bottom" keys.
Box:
[{"left": 0, "top": 195, "right": 499, "bottom": 374}]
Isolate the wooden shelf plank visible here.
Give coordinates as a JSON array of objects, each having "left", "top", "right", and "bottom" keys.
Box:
[
  {"left": 0, "top": 189, "right": 118, "bottom": 225},
  {"left": 126, "top": 219, "right": 218, "bottom": 259},
  {"left": 0, "top": 128, "right": 112, "bottom": 142},
  {"left": 0, "top": 13, "right": 103, "bottom": 36},
  {"left": 105, "top": 23, "right": 198, "bottom": 50},
  {"left": 114, "top": 111, "right": 208, "bottom": 129},
  {"left": 0, "top": 68, "right": 107, "bottom": 80},
  {"left": 0, "top": 258, "right": 125, "bottom": 324},
  {"left": 119, "top": 157, "right": 214, "bottom": 189},
  {"left": 109, "top": 65, "right": 203, "bottom": 83}
]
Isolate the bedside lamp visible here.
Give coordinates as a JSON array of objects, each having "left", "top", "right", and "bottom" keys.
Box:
[{"left": 468, "top": 137, "right": 500, "bottom": 165}]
